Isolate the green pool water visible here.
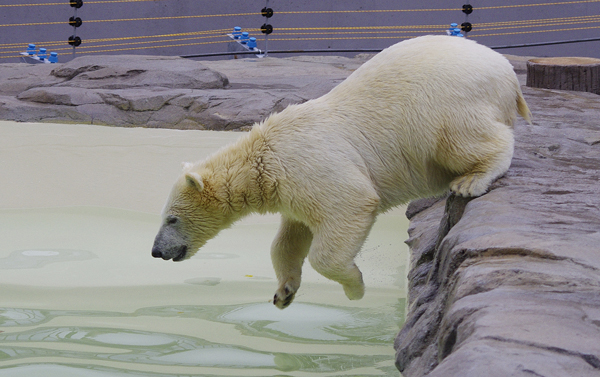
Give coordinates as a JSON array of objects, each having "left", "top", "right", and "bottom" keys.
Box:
[{"left": 0, "top": 122, "right": 409, "bottom": 376}]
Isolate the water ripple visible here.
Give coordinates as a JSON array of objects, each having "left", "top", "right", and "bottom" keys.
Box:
[
  {"left": 0, "top": 249, "right": 96, "bottom": 270},
  {"left": 0, "top": 300, "right": 405, "bottom": 375}
]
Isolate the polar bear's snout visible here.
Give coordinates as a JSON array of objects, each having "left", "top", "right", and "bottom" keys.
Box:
[
  {"left": 151, "top": 243, "right": 187, "bottom": 261},
  {"left": 151, "top": 220, "right": 188, "bottom": 262}
]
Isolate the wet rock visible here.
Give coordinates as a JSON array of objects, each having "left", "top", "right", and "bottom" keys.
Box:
[{"left": 395, "top": 87, "right": 600, "bottom": 377}]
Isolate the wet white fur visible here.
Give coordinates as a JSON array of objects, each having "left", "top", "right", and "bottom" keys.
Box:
[{"left": 163, "top": 35, "right": 531, "bottom": 308}]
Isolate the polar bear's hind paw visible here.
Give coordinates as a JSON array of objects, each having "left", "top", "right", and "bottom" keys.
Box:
[{"left": 449, "top": 173, "right": 491, "bottom": 197}]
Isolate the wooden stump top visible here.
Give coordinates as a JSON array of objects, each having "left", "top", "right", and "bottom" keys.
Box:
[
  {"left": 528, "top": 57, "right": 600, "bottom": 66},
  {"left": 527, "top": 57, "right": 600, "bottom": 94}
]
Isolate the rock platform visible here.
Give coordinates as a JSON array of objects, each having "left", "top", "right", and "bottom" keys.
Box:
[{"left": 0, "top": 54, "right": 366, "bottom": 130}]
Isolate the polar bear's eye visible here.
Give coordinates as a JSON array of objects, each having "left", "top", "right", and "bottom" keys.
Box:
[{"left": 165, "top": 215, "right": 180, "bottom": 225}]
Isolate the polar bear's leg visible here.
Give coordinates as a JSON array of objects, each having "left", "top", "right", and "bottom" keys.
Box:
[
  {"left": 449, "top": 123, "right": 514, "bottom": 197},
  {"left": 307, "top": 208, "right": 378, "bottom": 301},
  {"left": 271, "top": 217, "right": 313, "bottom": 309}
]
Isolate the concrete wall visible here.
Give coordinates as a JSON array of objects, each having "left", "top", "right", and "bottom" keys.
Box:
[{"left": 1, "top": 0, "right": 599, "bottom": 63}]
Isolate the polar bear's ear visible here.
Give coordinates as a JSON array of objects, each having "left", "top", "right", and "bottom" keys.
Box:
[{"left": 185, "top": 172, "right": 204, "bottom": 192}]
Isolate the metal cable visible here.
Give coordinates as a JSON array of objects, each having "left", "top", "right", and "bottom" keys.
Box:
[
  {"left": 1, "top": 1, "right": 598, "bottom": 58},
  {"left": 476, "top": 0, "right": 600, "bottom": 10},
  {"left": 0, "top": 13, "right": 258, "bottom": 27},
  {"left": 474, "top": 24, "right": 600, "bottom": 37},
  {"left": 0, "top": 0, "right": 167, "bottom": 7}
]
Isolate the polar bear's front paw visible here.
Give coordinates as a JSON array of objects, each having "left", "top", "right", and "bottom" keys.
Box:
[
  {"left": 449, "top": 173, "right": 490, "bottom": 197},
  {"left": 343, "top": 282, "right": 365, "bottom": 301},
  {"left": 273, "top": 283, "right": 296, "bottom": 309}
]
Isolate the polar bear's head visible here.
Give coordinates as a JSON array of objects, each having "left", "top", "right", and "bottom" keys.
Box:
[{"left": 151, "top": 164, "right": 234, "bottom": 262}]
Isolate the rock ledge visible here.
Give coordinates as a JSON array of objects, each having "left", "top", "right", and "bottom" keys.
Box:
[
  {"left": 395, "top": 85, "right": 600, "bottom": 377},
  {"left": 0, "top": 54, "right": 366, "bottom": 130}
]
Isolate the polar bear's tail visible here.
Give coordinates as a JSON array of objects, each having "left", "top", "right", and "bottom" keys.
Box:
[{"left": 517, "top": 90, "right": 532, "bottom": 125}]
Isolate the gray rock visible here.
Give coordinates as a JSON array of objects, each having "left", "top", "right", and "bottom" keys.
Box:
[
  {"left": 76, "top": 103, "right": 140, "bottom": 126},
  {"left": 96, "top": 89, "right": 186, "bottom": 111},
  {"left": 0, "top": 94, "right": 91, "bottom": 123},
  {"left": 17, "top": 86, "right": 104, "bottom": 106},
  {"left": 49, "top": 55, "right": 228, "bottom": 90},
  {"left": 395, "top": 86, "right": 600, "bottom": 376},
  {"left": 0, "top": 63, "right": 64, "bottom": 96},
  {"left": 0, "top": 54, "right": 365, "bottom": 129}
]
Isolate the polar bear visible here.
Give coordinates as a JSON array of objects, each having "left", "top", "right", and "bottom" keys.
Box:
[{"left": 152, "top": 35, "right": 531, "bottom": 309}]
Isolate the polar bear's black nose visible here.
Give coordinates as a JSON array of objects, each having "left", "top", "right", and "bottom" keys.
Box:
[{"left": 151, "top": 247, "right": 164, "bottom": 259}]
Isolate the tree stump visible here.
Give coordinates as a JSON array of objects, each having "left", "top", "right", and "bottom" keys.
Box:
[{"left": 526, "top": 57, "right": 600, "bottom": 94}]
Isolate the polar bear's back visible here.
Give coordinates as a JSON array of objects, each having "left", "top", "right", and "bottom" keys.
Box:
[
  {"left": 326, "top": 35, "right": 520, "bottom": 130},
  {"left": 259, "top": 35, "right": 524, "bottom": 209}
]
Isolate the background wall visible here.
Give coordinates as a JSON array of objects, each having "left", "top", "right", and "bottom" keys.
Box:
[{"left": 1, "top": 0, "right": 599, "bottom": 63}]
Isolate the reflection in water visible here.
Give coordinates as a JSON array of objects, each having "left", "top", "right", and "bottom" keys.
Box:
[
  {"left": 191, "top": 253, "right": 239, "bottom": 260},
  {"left": 0, "top": 124, "right": 410, "bottom": 376},
  {"left": 222, "top": 303, "right": 352, "bottom": 341},
  {"left": 184, "top": 277, "right": 222, "bottom": 286},
  {"left": 0, "top": 300, "right": 405, "bottom": 376},
  {"left": 0, "top": 249, "right": 97, "bottom": 270},
  {"left": 0, "top": 364, "right": 164, "bottom": 377},
  {"left": 0, "top": 205, "right": 409, "bottom": 376}
]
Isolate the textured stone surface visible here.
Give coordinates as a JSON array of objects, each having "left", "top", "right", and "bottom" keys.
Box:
[
  {"left": 49, "top": 55, "right": 228, "bottom": 90},
  {"left": 0, "top": 54, "right": 365, "bottom": 129},
  {"left": 395, "top": 86, "right": 600, "bottom": 377}
]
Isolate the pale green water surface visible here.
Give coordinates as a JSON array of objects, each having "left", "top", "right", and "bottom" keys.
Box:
[{"left": 0, "top": 122, "right": 409, "bottom": 376}]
